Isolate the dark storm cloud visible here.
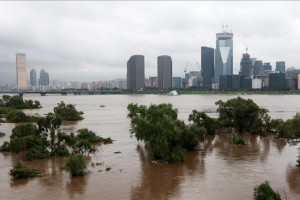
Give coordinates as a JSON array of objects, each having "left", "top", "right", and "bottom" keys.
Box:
[{"left": 0, "top": 1, "right": 299, "bottom": 82}]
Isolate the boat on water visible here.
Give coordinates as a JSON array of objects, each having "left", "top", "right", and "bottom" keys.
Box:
[
  {"left": 99, "top": 105, "right": 106, "bottom": 108},
  {"left": 168, "top": 90, "right": 179, "bottom": 96}
]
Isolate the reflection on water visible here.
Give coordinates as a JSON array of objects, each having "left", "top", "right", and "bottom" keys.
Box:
[
  {"left": 66, "top": 176, "right": 88, "bottom": 199},
  {"left": 1, "top": 94, "right": 300, "bottom": 199},
  {"left": 286, "top": 164, "right": 300, "bottom": 193}
]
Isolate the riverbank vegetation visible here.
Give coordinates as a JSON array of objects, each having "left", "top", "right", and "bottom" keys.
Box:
[{"left": 128, "top": 96, "right": 300, "bottom": 165}]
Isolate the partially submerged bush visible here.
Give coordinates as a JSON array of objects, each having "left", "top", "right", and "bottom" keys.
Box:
[
  {"left": 64, "top": 154, "right": 87, "bottom": 176},
  {"left": 9, "top": 163, "right": 41, "bottom": 179},
  {"left": 0, "top": 131, "right": 5, "bottom": 137},
  {"left": 253, "top": 181, "right": 281, "bottom": 200},
  {"left": 232, "top": 133, "right": 246, "bottom": 145},
  {"left": 54, "top": 101, "right": 84, "bottom": 121},
  {"left": 6, "top": 109, "right": 31, "bottom": 123}
]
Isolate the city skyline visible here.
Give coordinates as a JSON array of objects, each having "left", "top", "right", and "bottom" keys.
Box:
[{"left": 0, "top": 1, "right": 299, "bottom": 82}]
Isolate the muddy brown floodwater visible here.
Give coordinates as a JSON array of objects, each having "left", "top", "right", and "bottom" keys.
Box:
[{"left": 0, "top": 94, "right": 300, "bottom": 199}]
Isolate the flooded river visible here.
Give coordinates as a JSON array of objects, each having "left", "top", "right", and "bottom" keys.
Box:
[{"left": 0, "top": 94, "right": 300, "bottom": 199}]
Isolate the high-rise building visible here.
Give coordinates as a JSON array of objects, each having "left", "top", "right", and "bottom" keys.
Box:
[
  {"left": 172, "top": 77, "right": 182, "bottom": 88},
  {"left": 157, "top": 55, "right": 172, "bottom": 89},
  {"left": 269, "top": 72, "right": 286, "bottom": 90},
  {"left": 263, "top": 62, "right": 272, "bottom": 71},
  {"left": 275, "top": 61, "right": 286, "bottom": 73},
  {"left": 39, "top": 69, "right": 49, "bottom": 86},
  {"left": 201, "top": 46, "right": 214, "bottom": 89},
  {"left": 30, "top": 69, "right": 37, "bottom": 86},
  {"left": 219, "top": 74, "right": 240, "bottom": 91},
  {"left": 127, "top": 55, "right": 145, "bottom": 90},
  {"left": 214, "top": 28, "right": 233, "bottom": 83},
  {"left": 239, "top": 53, "right": 253, "bottom": 77},
  {"left": 253, "top": 60, "right": 263, "bottom": 77},
  {"left": 16, "top": 53, "right": 27, "bottom": 90}
]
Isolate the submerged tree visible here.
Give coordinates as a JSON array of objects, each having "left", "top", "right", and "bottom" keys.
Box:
[
  {"left": 0, "top": 95, "right": 41, "bottom": 109},
  {"left": 64, "top": 154, "right": 87, "bottom": 176},
  {"left": 216, "top": 97, "right": 270, "bottom": 134},
  {"left": 9, "top": 163, "right": 41, "bottom": 179},
  {"left": 0, "top": 113, "right": 112, "bottom": 160},
  {"left": 53, "top": 101, "right": 84, "bottom": 121},
  {"left": 188, "top": 110, "right": 220, "bottom": 135},
  {"left": 127, "top": 103, "right": 203, "bottom": 163}
]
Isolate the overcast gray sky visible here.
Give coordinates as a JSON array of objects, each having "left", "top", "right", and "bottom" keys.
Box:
[{"left": 0, "top": 1, "right": 299, "bottom": 82}]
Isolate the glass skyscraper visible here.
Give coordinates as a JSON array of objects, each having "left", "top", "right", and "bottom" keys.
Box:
[
  {"left": 275, "top": 61, "right": 286, "bottom": 73},
  {"left": 239, "top": 53, "right": 253, "bottom": 77},
  {"left": 30, "top": 69, "right": 37, "bottom": 86},
  {"left": 127, "top": 55, "right": 145, "bottom": 90},
  {"left": 201, "top": 46, "right": 214, "bottom": 89},
  {"left": 214, "top": 30, "right": 233, "bottom": 83},
  {"left": 157, "top": 55, "right": 172, "bottom": 89},
  {"left": 39, "top": 69, "right": 49, "bottom": 86}
]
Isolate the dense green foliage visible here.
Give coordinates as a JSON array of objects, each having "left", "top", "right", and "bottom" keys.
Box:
[
  {"left": 53, "top": 101, "right": 84, "bottom": 121},
  {"left": 216, "top": 97, "right": 270, "bottom": 133},
  {"left": 0, "top": 113, "right": 112, "bottom": 160},
  {"left": 64, "top": 154, "right": 87, "bottom": 176},
  {"left": 127, "top": 103, "right": 204, "bottom": 163},
  {"left": 9, "top": 163, "right": 41, "bottom": 179},
  {"left": 232, "top": 132, "right": 246, "bottom": 145},
  {"left": 0, "top": 95, "right": 41, "bottom": 109},
  {"left": 253, "top": 181, "right": 281, "bottom": 200},
  {"left": 6, "top": 109, "right": 31, "bottom": 123},
  {"left": 0, "top": 131, "right": 5, "bottom": 137},
  {"left": 188, "top": 110, "right": 220, "bottom": 135}
]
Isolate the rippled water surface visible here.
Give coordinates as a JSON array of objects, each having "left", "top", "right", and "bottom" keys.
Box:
[{"left": 0, "top": 94, "right": 300, "bottom": 199}]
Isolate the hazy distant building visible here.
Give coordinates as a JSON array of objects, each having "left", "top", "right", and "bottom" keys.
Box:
[
  {"left": 157, "top": 55, "right": 172, "bottom": 89},
  {"left": 219, "top": 74, "right": 240, "bottom": 91},
  {"left": 172, "top": 77, "right": 182, "bottom": 88},
  {"left": 149, "top": 76, "right": 158, "bottom": 88},
  {"left": 127, "top": 55, "right": 145, "bottom": 90},
  {"left": 252, "top": 78, "right": 263, "bottom": 89},
  {"left": 253, "top": 60, "right": 264, "bottom": 77},
  {"left": 275, "top": 61, "right": 286, "bottom": 73},
  {"left": 201, "top": 46, "right": 214, "bottom": 89},
  {"left": 30, "top": 69, "right": 37, "bottom": 86},
  {"left": 269, "top": 72, "right": 286, "bottom": 90},
  {"left": 39, "top": 69, "right": 49, "bottom": 86},
  {"left": 16, "top": 53, "right": 27, "bottom": 90},
  {"left": 263, "top": 62, "right": 272, "bottom": 72},
  {"left": 240, "top": 76, "right": 252, "bottom": 89},
  {"left": 214, "top": 28, "right": 233, "bottom": 83},
  {"left": 239, "top": 53, "right": 253, "bottom": 77}
]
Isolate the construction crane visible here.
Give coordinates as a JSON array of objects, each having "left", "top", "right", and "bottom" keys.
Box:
[
  {"left": 182, "top": 61, "right": 189, "bottom": 89},
  {"left": 184, "top": 61, "right": 188, "bottom": 73},
  {"left": 197, "top": 62, "right": 201, "bottom": 73}
]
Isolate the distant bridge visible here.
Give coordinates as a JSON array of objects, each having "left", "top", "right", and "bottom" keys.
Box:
[{"left": 0, "top": 89, "right": 123, "bottom": 96}]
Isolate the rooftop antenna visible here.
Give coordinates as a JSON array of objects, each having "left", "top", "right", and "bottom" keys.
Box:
[
  {"left": 243, "top": 40, "right": 248, "bottom": 53},
  {"left": 222, "top": 24, "right": 224, "bottom": 32}
]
